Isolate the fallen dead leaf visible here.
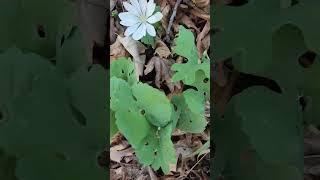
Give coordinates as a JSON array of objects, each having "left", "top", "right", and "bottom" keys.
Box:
[
  {"left": 172, "top": 129, "right": 187, "bottom": 136},
  {"left": 118, "top": 36, "right": 147, "bottom": 79},
  {"left": 175, "top": 145, "right": 193, "bottom": 160},
  {"left": 180, "top": 15, "right": 200, "bottom": 34},
  {"left": 110, "top": 0, "right": 116, "bottom": 10},
  {"left": 196, "top": 21, "right": 210, "bottom": 59},
  {"left": 202, "top": 33, "right": 210, "bottom": 51},
  {"left": 161, "top": 4, "right": 171, "bottom": 33},
  {"left": 110, "top": 35, "right": 130, "bottom": 61},
  {"left": 155, "top": 38, "right": 171, "bottom": 58},
  {"left": 189, "top": 9, "right": 210, "bottom": 21},
  {"left": 148, "top": 166, "right": 159, "bottom": 180},
  {"left": 110, "top": 147, "right": 134, "bottom": 163},
  {"left": 192, "top": 0, "right": 210, "bottom": 8},
  {"left": 144, "top": 56, "right": 181, "bottom": 92}
]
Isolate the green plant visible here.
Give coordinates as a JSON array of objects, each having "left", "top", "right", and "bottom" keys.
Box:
[
  {"left": 110, "top": 26, "right": 210, "bottom": 174},
  {"left": 0, "top": 0, "right": 107, "bottom": 179},
  {"left": 213, "top": 0, "right": 320, "bottom": 179}
]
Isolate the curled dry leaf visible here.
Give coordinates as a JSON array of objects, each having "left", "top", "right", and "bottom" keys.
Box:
[
  {"left": 156, "top": 0, "right": 167, "bottom": 7},
  {"left": 180, "top": 15, "right": 200, "bottom": 34},
  {"left": 115, "top": 16, "right": 125, "bottom": 35},
  {"left": 190, "top": 9, "right": 210, "bottom": 20},
  {"left": 155, "top": 38, "right": 171, "bottom": 58},
  {"left": 185, "top": 0, "right": 210, "bottom": 19},
  {"left": 196, "top": 21, "right": 210, "bottom": 59},
  {"left": 118, "top": 36, "right": 146, "bottom": 79},
  {"left": 144, "top": 56, "right": 181, "bottom": 92},
  {"left": 192, "top": 0, "right": 210, "bottom": 9},
  {"left": 161, "top": 3, "right": 171, "bottom": 31},
  {"left": 202, "top": 33, "right": 210, "bottom": 51},
  {"left": 110, "top": 36, "right": 130, "bottom": 62}
]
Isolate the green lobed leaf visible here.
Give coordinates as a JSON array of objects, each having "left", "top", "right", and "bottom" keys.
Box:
[
  {"left": 171, "top": 26, "right": 210, "bottom": 95},
  {"left": 110, "top": 110, "right": 118, "bottom": 141},
  {"left": 212, "top": 102, "right": 303, "bottom": 179},
  {"left": 132, "top": 83, "right": 172, "bottom": 128},
  {"left": 110, "top": 59, "right": 179, "bottom": 174},
  {"left": 0, "top": 0, "right": 75, "bottom": 58},
  {"left": 56, "top": 27, "right": 88, "bottom": 76},
  {"left": 110, "top": 76, "right": 136, "bottom": 111},
  {"left": 110, "top": 57, "right": 137, "bottom": 86},
  {"left": 234, "top": 87, "right": 303, "bottom": 167},
  {"left": 172, "top": 89, "right": 207, "bottom": 133},
  {"left": 0, "top": 48, "right": 106, "bottom": 178}
]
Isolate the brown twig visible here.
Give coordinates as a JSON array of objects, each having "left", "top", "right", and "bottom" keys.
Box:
[
  {"left": 164, "top": 0, "right": 183, "bottom": 43},
  {"left": 182, "top": 152, "right": 209, "bottom": 178}
]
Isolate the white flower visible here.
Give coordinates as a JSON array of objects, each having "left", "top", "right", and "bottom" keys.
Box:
[{"left": 118, "top": 0, "right": 163, "bottom": 40}]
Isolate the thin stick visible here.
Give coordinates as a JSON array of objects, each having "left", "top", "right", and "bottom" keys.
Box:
[
  {"left": 164, "top": 0, "right": 183, "bottom": 42},
  {"left": 184, "top": 152, "right": 209, "bottom": 177}
]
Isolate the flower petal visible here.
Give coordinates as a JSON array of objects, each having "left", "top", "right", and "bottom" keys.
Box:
[
  {"left": 132, "top": 23, "right": 147, "bottom": 40},
  {"left": 147, "top": 12, "right": 163, "bottom": 24},
  {"left": 120, "top": 20, "right": 138, "bottom": 26},
  {"left": 130, "top": 0, "right": 143, "bottom": 15},
  {"left": 123, "top": 2, "right": 140, "bottom": 16},
  {"left": 146, "top": 0, "right": 156, "bottom": 17},
  {"left": 124, "top": 23, "right": 141, "bottom": 37},
  {"left": 139, "top": 0, "right": 148, "bottom": 16},
  {"left": 130, "top": 0, "right": 141, "bottom": 10},
  {"left": 146, "top": 23, "right": 156, "bottom": 36},
  {"left": 119, "top": 12, "right": 140, "bottom": 26}
]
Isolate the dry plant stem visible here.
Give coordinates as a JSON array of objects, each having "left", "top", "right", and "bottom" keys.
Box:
[
  {"left": 165, "top": 0, "right": 183, "bottom": 42},
  {"left": 184, "top": 152, "right": 209, "bottom": 177}
]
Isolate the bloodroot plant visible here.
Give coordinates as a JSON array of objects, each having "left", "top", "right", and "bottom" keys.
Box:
[{"left": 110, "top": 26, "right": 210, "bottom": 174}]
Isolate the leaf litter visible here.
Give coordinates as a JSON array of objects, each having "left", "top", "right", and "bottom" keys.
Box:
[{"left": 109, "top": 0, "right": 211, "bottom": 179}]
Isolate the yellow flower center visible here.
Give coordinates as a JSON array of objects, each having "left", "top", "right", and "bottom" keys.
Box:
[{"left": 140, "top": 15, "right": 148, "bottom": 22}]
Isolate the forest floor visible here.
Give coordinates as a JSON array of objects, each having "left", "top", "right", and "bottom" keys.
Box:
[{"left": 109, "top": 0, "right": 211, "bottom": 179}]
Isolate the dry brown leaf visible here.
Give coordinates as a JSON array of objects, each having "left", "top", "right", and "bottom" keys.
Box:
[
  {"left": 192, "top": 0, "right": 210, "bottom": 8},
  {"left": 147, "top": 166, "right": 159, "bottom": 180},
  {"left": 172, "top": 23, "right": 180, "bottom": 34},
  {"left": 180, "top": 15, "right": 200, "bottom": 34},
  {"left": 110, "top": 36, "right": 129, "bottom": 62},
  {"left": 144, "top": 57, "right": 181, "bottom": 92},
  {"left": 110, "top": 147, "right": 134, "bottom": 163},
  {"left": 110, "top": 17, "right": 117, "bottom": 44},
  {"left": 156, "top": 0, "right": 166, "bottom": 7},
  {"left": 172, "top": 129, "right": 187, "bottom": 136},
  {"left": 175, "top": 145, "right": 193, "bottom": 160},
  {"left": 110, "top": 0, "right": 116, "bottom": 9},
  {"left": 161, "top": 4, "right": 171, "bottom": 31},
  {"left": 155, "top": 38, "right": 171, "bottom": 58},
  {"left": 202, "top": 33, "right": 210, "bottom": 51},
  {"left": 196, "top": 21, "right": 210, "bottom": 59},
  {"left": 118, "top": 36, "right": 146, "bottom": 79},
  {"left": 190, "top": 9, "right": 210, "bottom": 20},
  {"left": 115, "top": 16, "right": 125, "bottom": 35},
  {"left": 184, "top": 0, "right": 210, "bottom": 19}
]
